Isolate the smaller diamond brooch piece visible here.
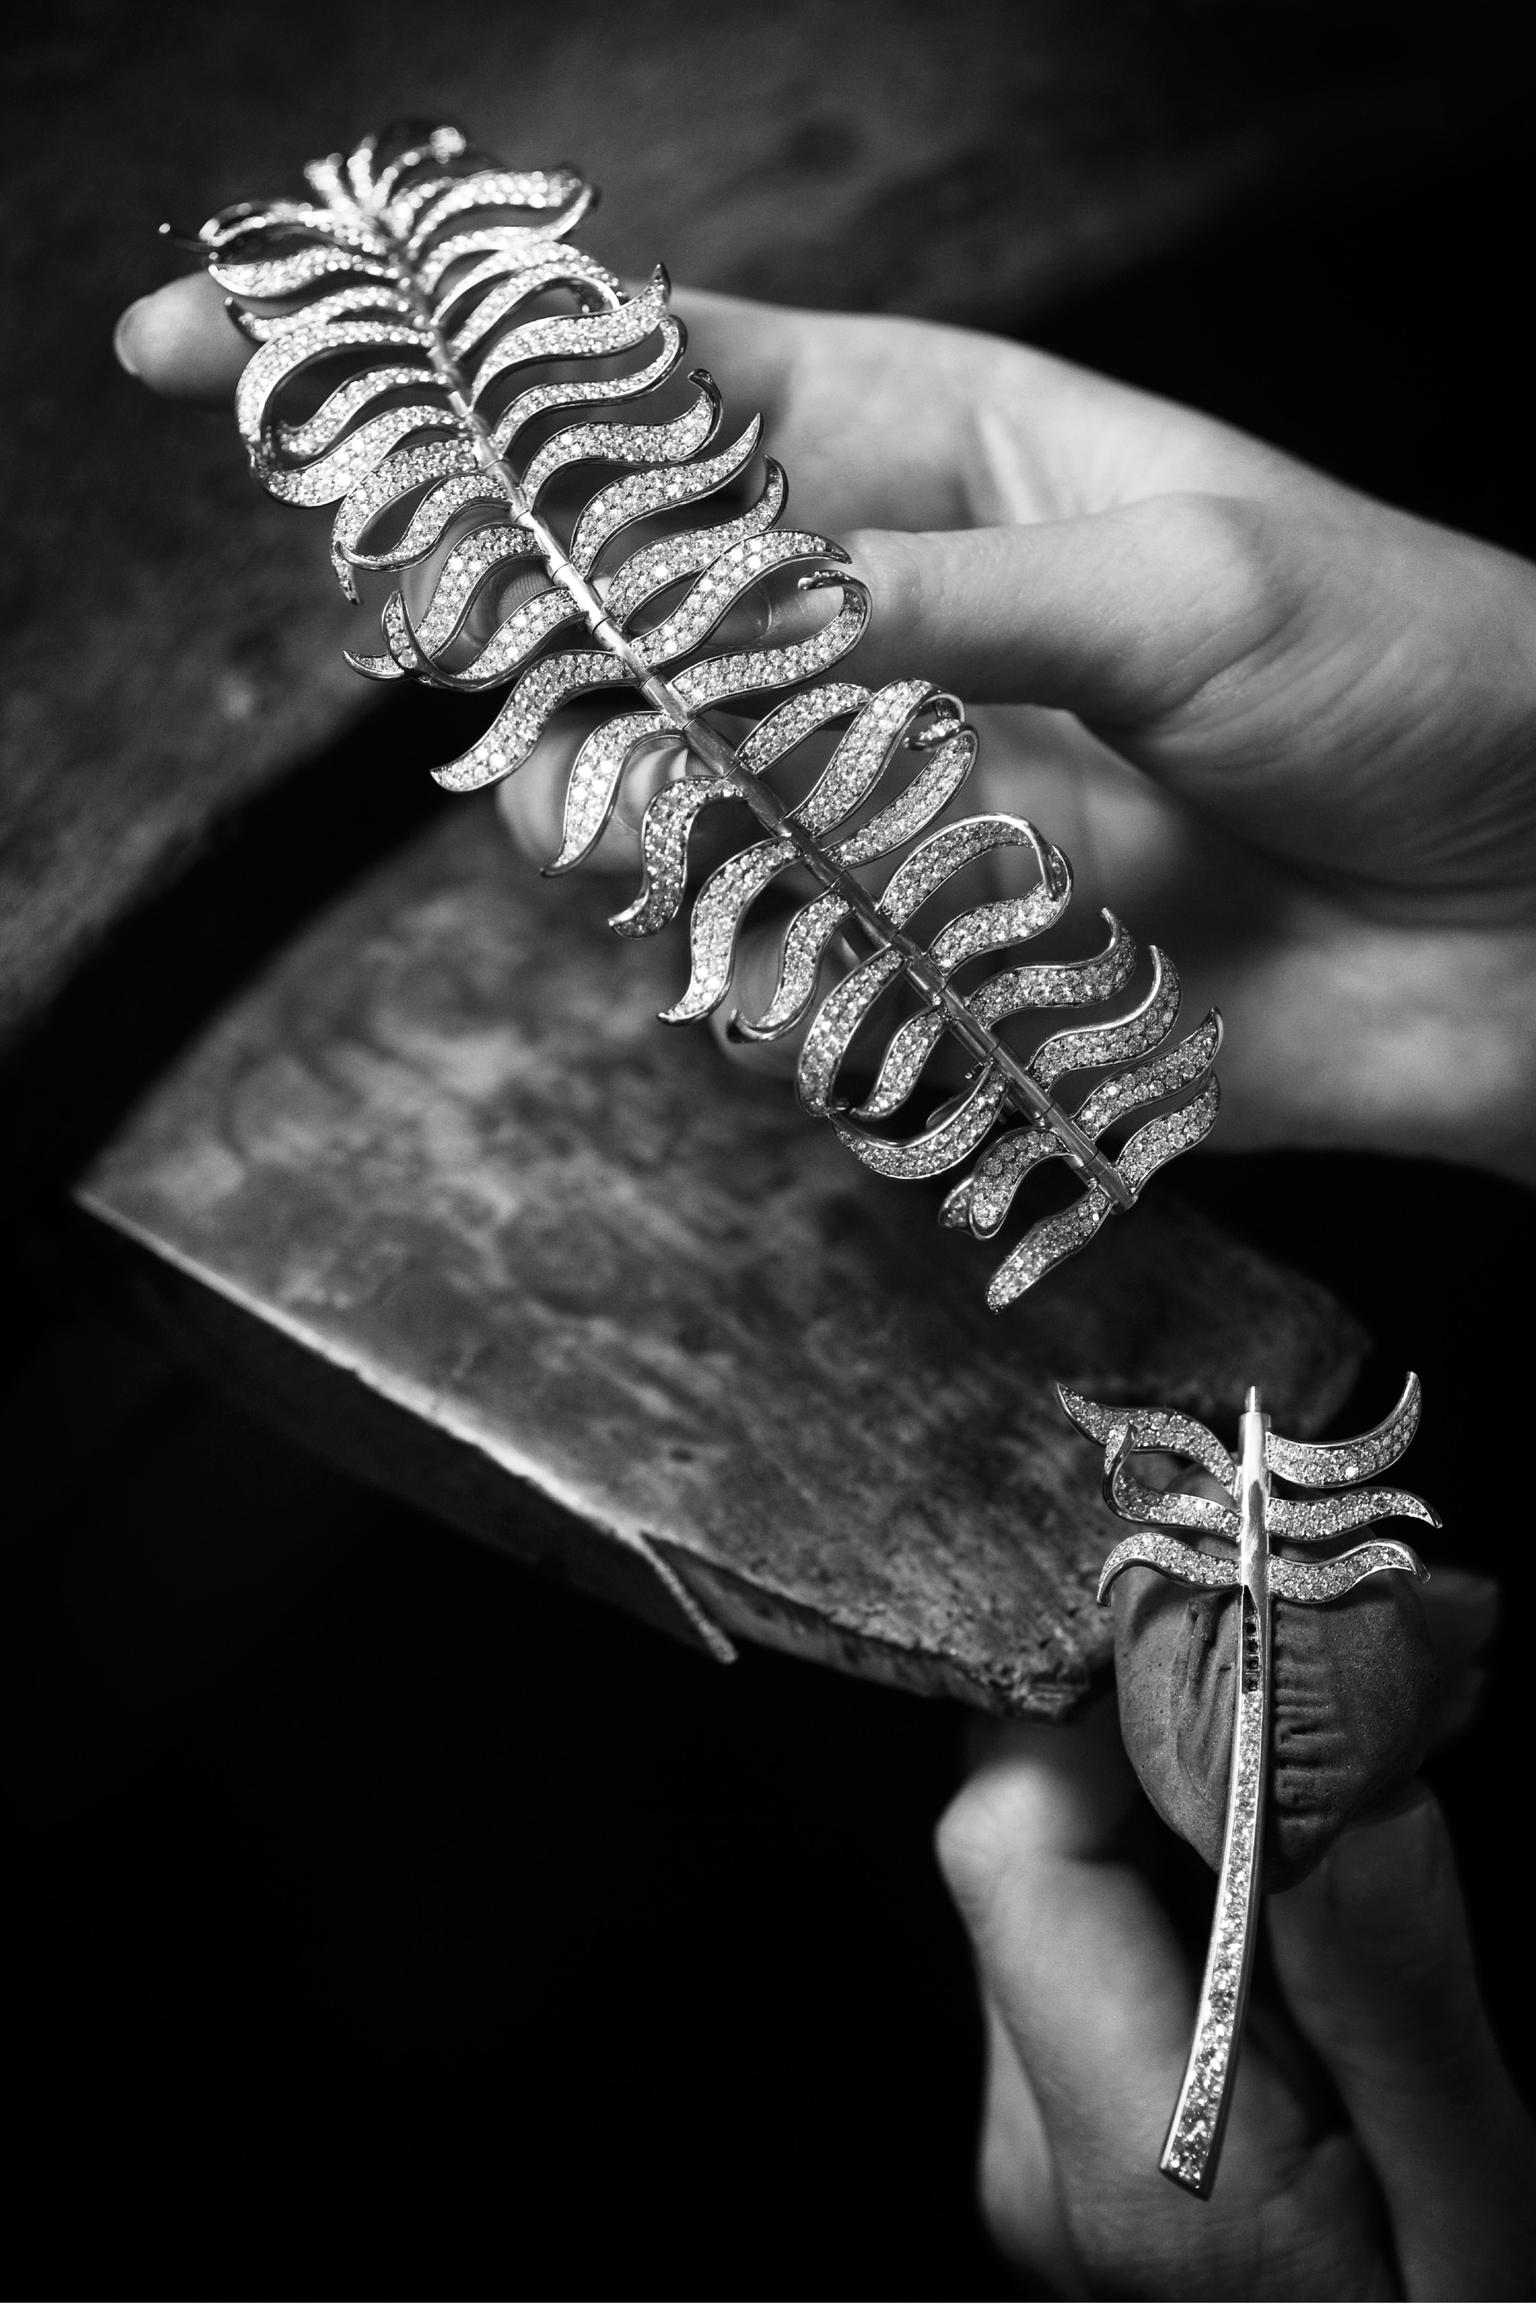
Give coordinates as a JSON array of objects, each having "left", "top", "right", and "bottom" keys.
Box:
[{"left": 1058, "top": 1375, "right": 1438, "bottom": 2197}]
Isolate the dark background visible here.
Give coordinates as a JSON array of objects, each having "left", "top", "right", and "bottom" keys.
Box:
[{"left": 4, "top": 6, "right": 1535, "bottom": 2296}]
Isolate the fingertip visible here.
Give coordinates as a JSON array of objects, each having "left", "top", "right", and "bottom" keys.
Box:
[
  {"left": 114, "top": 272, "right": 249, "bottom": 402},
  {"left": 112, "top": 298, "right": 150, "bottom": 378},
  {"left": 709, "top": 1004, "right": 799, "bottom": 1080},
  {"left": 937, "top": 1695, "right": 1135, "bottom": 1904},
  {"left": 495, "top": 771, "right": 553, "bottom": 865}
]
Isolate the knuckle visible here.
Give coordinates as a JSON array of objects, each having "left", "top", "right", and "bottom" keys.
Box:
[
  {"left": 933, "top": 1773, "right": 1029, "bottom": 1923},
  {"left": 1151, "top": 489, "right": 1295, "bottom": 633},
  {"left": 1100, "top": 490, "right": 1307, "bottom": 717}
]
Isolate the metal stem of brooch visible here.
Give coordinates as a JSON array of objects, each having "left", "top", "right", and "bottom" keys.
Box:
[{"left": 1057, "top": 1373, "right": 1438, "bottom": 2199}]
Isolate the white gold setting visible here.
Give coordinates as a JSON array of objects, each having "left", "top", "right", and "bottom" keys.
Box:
[
  {"left": 197, "top": 119, "right": 1224, "bottom": 1298},
  {"left": 1060, "top": 1374, "right": 1437, "bottom": 2196}
]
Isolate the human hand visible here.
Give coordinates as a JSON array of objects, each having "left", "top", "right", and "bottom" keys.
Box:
[
  {"left": 117, "top": 277, "right": 1536, "bottom": 1178},
  {"left": 936, "top": 1695, "right": 1536, "bottom": 2300}
]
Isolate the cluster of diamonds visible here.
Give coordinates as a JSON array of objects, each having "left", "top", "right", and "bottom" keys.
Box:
[
  {"left": 203, "top": 120, "right": 1225, "bottom": 1298},
  {"left": 1063, "top": 1374, "right": 1437, "bottom": 2193},
  {"left": 1267, "top": 1378, "right": 1425, "bottom": 1488},
  {"left": 1162, "top": 1589, "right": 1267, "bottom": 2190}
]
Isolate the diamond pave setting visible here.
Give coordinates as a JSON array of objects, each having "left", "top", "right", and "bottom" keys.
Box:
[
  {"left": 197, "top": 120, "right": 1225, "bottom": 1300},
  {"left": 1060, "top": 1374, "right": 1436, "bottom": 2198}
]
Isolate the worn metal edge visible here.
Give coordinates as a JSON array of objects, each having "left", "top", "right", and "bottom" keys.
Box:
[
  {"left": 654, "top": 1540, "right": 1100, "bottom": 1719},
  {"left": 77, "top": 1189, "right": 739, "bottom": 1665}
]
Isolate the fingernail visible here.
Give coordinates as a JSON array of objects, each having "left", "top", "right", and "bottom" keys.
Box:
[{"left": 113, "top": 299, "right": 149, "bottom": 377}]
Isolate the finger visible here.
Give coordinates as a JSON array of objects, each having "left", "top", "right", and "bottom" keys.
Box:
[
  {"left": 495, "top": 734, "right": 576, "bottom": 871},
  {"left": 976, "top": 1992, "right": 1087, "bottom": 2299},
  {"left": 938, "top": 1703, "right": 1187, "bottom": 2285},
  {"left": 669, "top": 288, "right": 804, "bottom": 439},
  {"left": 114, "top": 271, "right": 250, "bottom": 402},
  {"left": 818, "top": 498, "right": 1299, "bottom": 723},
  {"left": 822, "top": 497, "right": 1536, "bottom": 918},
  {"left": 673, "top": 289, "right": 981, "bottom": 533},
  {"left": 1269, "top": 1787, "right": 1536, "bottom": 2299},
  {"left": 936, "top": 1704, "right": 1376, "bottom": 2294},
  {"left": 1419, "top": 1566, "right": 1499, "bottom": 1747},
  {"left": 936, "top": 1704, "right": 1197, "bottom": 2121},
  {"left": 672, "top": 289, "right": 1289, "bottom": 533},
  {"left": 707, "top": 921, "right": 804, "bottom": 1080}
]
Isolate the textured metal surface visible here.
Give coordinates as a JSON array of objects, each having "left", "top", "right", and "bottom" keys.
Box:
[{"left": 80, "top": 804, "right": 1364, "bottom": 1712}]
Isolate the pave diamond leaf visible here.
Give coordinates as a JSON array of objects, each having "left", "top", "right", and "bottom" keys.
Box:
[{"left": 198, "top": 118, "right": 1223, "bottom": 1298}]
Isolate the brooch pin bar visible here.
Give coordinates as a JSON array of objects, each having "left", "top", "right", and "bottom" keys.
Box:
[{"left": 1060, "top": 1375, "right": 1438, "bottom": 2195}]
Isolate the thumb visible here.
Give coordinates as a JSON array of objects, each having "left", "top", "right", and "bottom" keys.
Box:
[
  {"left": 114, "top": 272, "right": 250, "bottom": 403},
  {"left": 837, "top": 496, "right": 1295, "bottom": 730},
  {"left": 1268, "top": 1786, "right": 1536, "bottom": 2300}
]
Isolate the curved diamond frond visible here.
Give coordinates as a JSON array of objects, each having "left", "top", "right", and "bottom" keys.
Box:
[
  {"left": 1268, "top": 1540, "right": 1429, "bottom": 1603},
  {"left": 1266, "top": 1486, "right": 1441, "bottom": 1541},
  {"left": 1106, "top": 1450, "right": 1242, "bottom": 1541},
  {"left": 1056, "top": 1389, "right": 1237, "bottom": 1486},
  {"left": 200, "top": 123, "right": 1222, "bottom": 1299},
  {"left": 1266, "top": 1373, "right": 1422, "bottom": 1488},
  {"left": 1097, "top": 1532, "right": 1239, "bottom": 1605}
]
